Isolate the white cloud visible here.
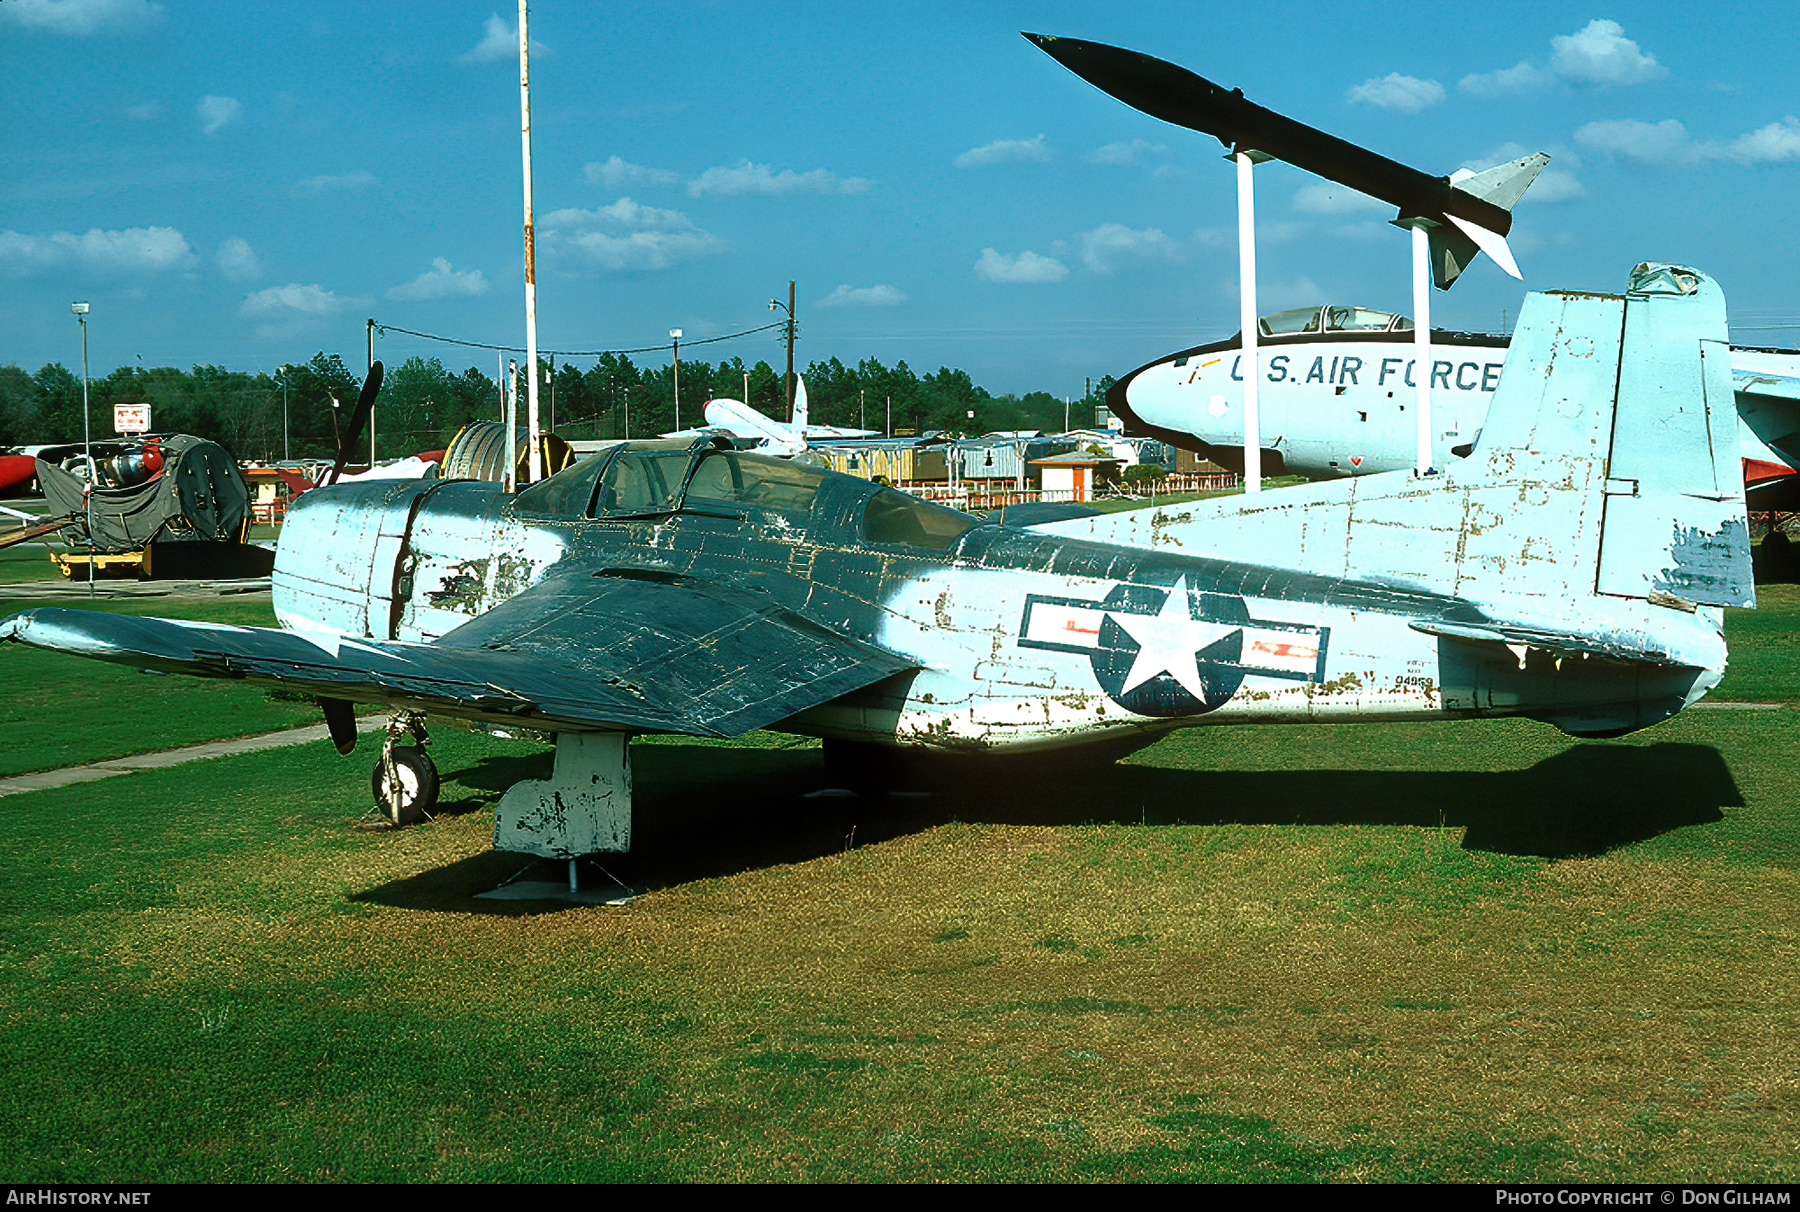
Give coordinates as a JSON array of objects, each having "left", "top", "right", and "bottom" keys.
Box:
[
  {"left": 1550, "top": 19, "right": 1665, "bottom": 88},
  {"left": 1292, "top": 182, "right": 1389, "bottom": 215},
  {"left": 584, "top": 156, "right": 680, "bottom": 191},
  {"left": 124, "top": 100, "right": 161, "bottom": 121},
  {"left": 974, "top": 248, "right": 1067, "bottom": 284},
  {"left": 1460, "top": 21, "right": 1665, "bottom": 97},
  {"left": 819, "top": 284, "right": 907, "bottom": 308},
  {"left": 294, "top": 171, "right": 378, "bottom": 198},
  {"left": 215, "top": 236, "right": 261, "bottom": 280},
  {"left": 1087, "top": 139, "right": 1167, "bottom": 166},
  {"left": 1345, "top": 73, "right": 1444, "bottom": 114},
  {"left": 0, "top": 233, "right": 61, "bottom": 272},
  {"left": 242, "top": 283, "right": 357, "bottom": 316},
  {"left": 687, "top": 160, "right": 871, "bottom": 197},
  {"left": 1577, "top": 114, "right": 1800, "bottom": 168},
  {"left": 197, "top": 95, "right": 241, "bottom": 136},
  {"left": 1574, "top": 118, "right": 1695, "bottom": 164},
  {"left": 955, "top": 136, "right": 1049, "bottom": 168},
  {"left": 463, "top": 13, "right": 546, "bottom": 63},
  {"left": 0, "top": 0, "right": 163, "bottom": 35},
  {"left": 387, "top": 258, "right": 489, "bottom": 302},
  {"left": 539, "top": 198, "right": 727, "bottom": 272},
  {"left": 1077, "top": 224, "right": 1181, "bottom": 273},
  {"left": 1523, "top": 169, "right": 1586, "bottom": 202},
  {"left": 0, "top": 225, "right": 192, "bottom": 274},
  {"left": 1727, "top": 117, "right": 1800, "bottom": 164},
  {"left": 1458, "top": 61, "right": 1553, "bottom": 97}
]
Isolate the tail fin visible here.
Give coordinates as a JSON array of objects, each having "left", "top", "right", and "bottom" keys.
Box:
[
  {"left": 1046, "top": 263, "right": 1751, "bottom": 611},
  {"left": 792, "top": 375, "right": 810, "bottom": 429},
  {"left": 1424, "top": 153, "right": 1550, "bottom": 287}
]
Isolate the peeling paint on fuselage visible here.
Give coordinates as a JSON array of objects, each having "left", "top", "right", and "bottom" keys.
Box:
[{"left": 271, "top": 446, "right": 1724, "bottom": 754}]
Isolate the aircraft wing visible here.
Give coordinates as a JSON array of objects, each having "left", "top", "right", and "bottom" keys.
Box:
[
  {"left": 702, "top": 398, "right": 803, "bottom": 452},
  {"left": 0, "top": 566, "right": 917, "bottom": 738}
]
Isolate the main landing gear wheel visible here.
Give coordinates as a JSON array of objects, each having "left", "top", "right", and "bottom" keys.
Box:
[{"left": 371, "top": 745, "right": 439, "bottom": 825}]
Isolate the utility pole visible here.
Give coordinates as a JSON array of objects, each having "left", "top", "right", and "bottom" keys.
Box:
[
  {"left": 770, "top": 281, "right": 796, "bottom": 420},
  {"left": 367, "top": 319, "right": 377, "bottom": 468},
  {"left": 670, "top": 329, "right": 682, "bottom": 431}
]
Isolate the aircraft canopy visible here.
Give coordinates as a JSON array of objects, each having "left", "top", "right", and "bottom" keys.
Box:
[{"left": 1258, "top": 305, "right": 1414, "bottom": 337}]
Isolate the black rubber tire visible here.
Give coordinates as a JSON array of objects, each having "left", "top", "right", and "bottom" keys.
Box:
[{"left": 370, "top": 745, "right": 439, "bottom": 825}]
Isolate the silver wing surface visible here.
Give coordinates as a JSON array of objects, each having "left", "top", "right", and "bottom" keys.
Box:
[{"left": 0, "top": 565, "right": 916, "bottom": 737}]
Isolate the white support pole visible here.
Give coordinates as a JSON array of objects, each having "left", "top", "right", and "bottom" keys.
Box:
[
  {"left": 1410, "top": 222, "right": 1433, "bottom": 477},
  {"left": 505, "top": 358, "right": 518, "bottom": 492},
  {"left": 1235, "top": 151, "right": 1262, "bottom": 493},
  {"left": 518, "top": 0, "right": 542, "bottom": 484}
]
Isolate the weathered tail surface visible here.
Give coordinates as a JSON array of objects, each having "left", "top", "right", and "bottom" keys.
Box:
[{"left": 1046, "top": 262, "right": 1752, "bottom": 618}]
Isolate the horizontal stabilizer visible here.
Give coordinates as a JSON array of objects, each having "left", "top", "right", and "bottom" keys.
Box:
[{"left": 1410, "top": 618, "right": 1695, "bottom": 667}]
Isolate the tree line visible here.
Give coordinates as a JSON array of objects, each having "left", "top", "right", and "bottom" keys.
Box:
[{"left": 0, "top": 351, "right": 1113, "bottom": 463}]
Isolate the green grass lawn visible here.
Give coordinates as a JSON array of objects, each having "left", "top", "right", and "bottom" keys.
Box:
[
  {"left": 0, "top": 596, "right": 318, "bottom": 776},
  {"left": 0, "top": 711, "right": 1793, "bottom": 1182}
]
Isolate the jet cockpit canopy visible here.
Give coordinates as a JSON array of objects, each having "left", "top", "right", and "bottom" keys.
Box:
[{"left": 1257, "top": 305, "right": 1413, "bottom": 337}]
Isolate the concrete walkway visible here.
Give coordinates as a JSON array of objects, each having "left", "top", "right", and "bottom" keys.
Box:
[{"left": 0, "top": 716, "right": 385, "bottom": 798}]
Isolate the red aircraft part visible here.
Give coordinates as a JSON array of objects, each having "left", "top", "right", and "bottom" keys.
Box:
[{"left": 0, "top": 455, "right": 35, "bottom": 496}]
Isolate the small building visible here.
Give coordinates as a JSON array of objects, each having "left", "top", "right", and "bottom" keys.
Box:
[{"left": 1031, "top": 453, "right": 1125, "bottom": 503}]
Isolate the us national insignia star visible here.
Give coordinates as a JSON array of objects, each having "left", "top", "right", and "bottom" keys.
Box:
[{"left": 1017, "top": 572, "right": 1330, "bottom": 717}]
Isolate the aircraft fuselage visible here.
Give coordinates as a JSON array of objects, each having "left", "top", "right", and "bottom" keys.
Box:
[
  {"left": 1118, "top": 322, "right": 1800, "bottom": 479},
  {"left": 272, "top": 441, "right": 1722, "bottom": 755}
]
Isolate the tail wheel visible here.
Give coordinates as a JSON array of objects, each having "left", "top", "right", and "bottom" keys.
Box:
[{"left": 371, "top": 745, "right": 439, "bottom": 825}]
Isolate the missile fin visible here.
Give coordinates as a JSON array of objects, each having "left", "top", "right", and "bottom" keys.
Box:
[
  {"left": 1449, "top": 153, "right": 1551, "bottom": 211},
  {"left": 1424, "top": 222, "right": 1482, "bottom": 290},
  {"left": 1445, "top": 212, "right": 1523, "bottom": 280}
]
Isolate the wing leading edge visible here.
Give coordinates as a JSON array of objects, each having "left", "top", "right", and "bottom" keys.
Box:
[{"left": 0, "top": 566, "right": 917, "bottom": 738}]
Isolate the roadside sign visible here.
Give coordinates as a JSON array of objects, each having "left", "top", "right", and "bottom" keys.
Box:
[{"left": 114, "top": 403, "right": 151, "bottom": 434}]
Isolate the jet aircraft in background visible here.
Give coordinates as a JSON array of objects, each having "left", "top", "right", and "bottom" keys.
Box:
[{"left": 1111, "top": 305, "right": 1800, "bottom": 497}]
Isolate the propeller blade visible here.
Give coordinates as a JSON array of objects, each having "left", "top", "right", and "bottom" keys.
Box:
[{"left": 324, "top": 360, "right": 383, "bottom": 487}]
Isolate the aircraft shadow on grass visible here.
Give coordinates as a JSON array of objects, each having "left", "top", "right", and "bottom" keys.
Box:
[{"left": 352, "top": 740, "right": 1740, "bottom": 912}]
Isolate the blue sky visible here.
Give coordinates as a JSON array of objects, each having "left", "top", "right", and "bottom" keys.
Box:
[{"left": 4, "top": 0, "right": 1798, "bottom": 396}]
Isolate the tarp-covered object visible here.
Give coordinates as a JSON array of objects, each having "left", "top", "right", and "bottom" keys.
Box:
[{"left": 37, "top": 435, "right": 251, "bottom": 555}]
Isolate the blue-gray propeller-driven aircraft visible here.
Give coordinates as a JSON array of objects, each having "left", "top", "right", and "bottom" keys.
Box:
[{"left": 0, "top": 264, "right": 1755, "bottom": 864}]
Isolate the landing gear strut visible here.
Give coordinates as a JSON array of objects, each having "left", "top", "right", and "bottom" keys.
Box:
[{"left": 371, "top": 711, "right": 437, "bottom": 825}]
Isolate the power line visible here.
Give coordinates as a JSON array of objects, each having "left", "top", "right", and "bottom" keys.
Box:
[{"left": 371, "top": 319, "right": 787, "bottom": 358}]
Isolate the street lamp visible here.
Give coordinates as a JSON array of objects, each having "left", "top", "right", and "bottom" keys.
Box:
[
  {"left": 70, "top": 302, "right": 93, "bottom": 597},
  {"left": 669, "top": 328, "right": 682, "bottom": 431}
]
